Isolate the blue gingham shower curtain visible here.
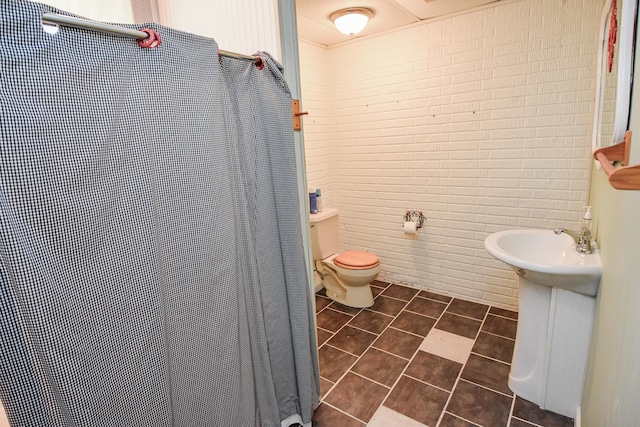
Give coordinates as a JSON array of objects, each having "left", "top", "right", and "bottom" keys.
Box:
[{"left": 0, "top": 1, "right": 319, "bottom": 425}]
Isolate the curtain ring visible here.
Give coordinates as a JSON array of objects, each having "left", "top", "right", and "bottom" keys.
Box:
[
  {"left": 138, "top": 28, "right": 162, "bottom": 49},
  {"left": 255, "top": 56, "right": 264, "bottom": 70}
]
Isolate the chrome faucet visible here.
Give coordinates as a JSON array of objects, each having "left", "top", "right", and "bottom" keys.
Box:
[{"left": 554, "top": 228, "right": 592, "bottom": 254}]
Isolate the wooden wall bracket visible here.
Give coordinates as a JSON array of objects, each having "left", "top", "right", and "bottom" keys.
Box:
[
  {"left": 291, "top": 99, "right": 308, "bottom": 131},
  {"left": 593, "top": 131, "right": 640, "bottom": 190}
]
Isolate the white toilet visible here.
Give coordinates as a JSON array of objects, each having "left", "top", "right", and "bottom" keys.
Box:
[{"left": 309, "top": 208, "right": 380, "bottom": 308}]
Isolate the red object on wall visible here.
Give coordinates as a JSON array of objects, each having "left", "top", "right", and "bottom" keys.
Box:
[{"left": 608, "top": 0, "right": 618, "bottom": 72}]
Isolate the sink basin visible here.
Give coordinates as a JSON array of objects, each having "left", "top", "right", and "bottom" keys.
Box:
[{"left": 484, "top": 229, "right": 602, "bottom": 296}]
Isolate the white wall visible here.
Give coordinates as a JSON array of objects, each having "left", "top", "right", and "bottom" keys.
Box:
[
  {"left": 157, "top": 0, "right": 281, "bottom": 60},
  {"left": 299, "top": 0, "right": 601, "bottom": 310},
  {"left": 299, "top": 41, "right": 333, "bottom": 202},
  {"left": 38, "top": 0, "right": 133, "bottom": 22}
]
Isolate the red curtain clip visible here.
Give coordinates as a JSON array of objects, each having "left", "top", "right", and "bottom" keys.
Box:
[
  {"left": 138, "top": 28, "right": 162, "bottom": 49},
  {"left": 255, "top": 56, "right": 264, "bottom": 70}
]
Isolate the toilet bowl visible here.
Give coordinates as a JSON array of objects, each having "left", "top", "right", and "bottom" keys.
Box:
[
  {"left": 316, "top": 251, "right": 380, "bottom": 308},
  {"left": 309, "top": 208, "right": 380, "bottom": 308}
]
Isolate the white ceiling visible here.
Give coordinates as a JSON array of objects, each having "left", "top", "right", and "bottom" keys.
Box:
[{"left": 295, "top": 0, "right": 501, "bottom": 46}]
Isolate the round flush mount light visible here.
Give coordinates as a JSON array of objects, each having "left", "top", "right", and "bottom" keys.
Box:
[{"left": 329, "top": 8, "right": 374, "bottom": 36}]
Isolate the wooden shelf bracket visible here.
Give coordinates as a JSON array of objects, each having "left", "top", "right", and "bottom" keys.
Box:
[
  {"left": 593, "top": 131, "right": 640, "bottom": 190},
  {"left": 291, "top": 99, "right": 308, "bottom": 131}
]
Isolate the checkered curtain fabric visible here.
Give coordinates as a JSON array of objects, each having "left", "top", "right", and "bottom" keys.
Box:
[{"left": 0, "top": 0, "right": 319, "bottom": 425}]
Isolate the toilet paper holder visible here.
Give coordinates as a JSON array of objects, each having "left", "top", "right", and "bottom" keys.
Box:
[{"left": 404, "top": 210, "right": 426, "bottom": 229}]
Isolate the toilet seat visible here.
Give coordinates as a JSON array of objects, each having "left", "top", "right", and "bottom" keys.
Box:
[{"left": 334, "top": 251, "right": 380, "bottom": 270}]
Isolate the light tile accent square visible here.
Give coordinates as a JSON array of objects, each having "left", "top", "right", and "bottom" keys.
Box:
[
  {"left": 367, "top": 406, "right": 428, "bottom": 427},
  {"left": 419, "top": 328, "right": 475, "bottom": 364}
]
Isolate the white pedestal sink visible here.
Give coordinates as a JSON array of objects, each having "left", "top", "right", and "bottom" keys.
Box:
[{"left": 485, "top": 229, "right": 602, "bottom": 419}]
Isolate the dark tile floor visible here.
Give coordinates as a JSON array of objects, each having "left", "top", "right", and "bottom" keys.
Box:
[{"left": 312, "top": 280, "right": 574, "bottom": 427}]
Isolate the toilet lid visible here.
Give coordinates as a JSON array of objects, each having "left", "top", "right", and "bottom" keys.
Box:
[{"left": 334, "top": 251, "right": 380, "bottom": 270}]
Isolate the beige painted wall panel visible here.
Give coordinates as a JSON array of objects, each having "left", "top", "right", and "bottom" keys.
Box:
[{"left": 581, "top": 15, "right": 640, "bottom": 425}]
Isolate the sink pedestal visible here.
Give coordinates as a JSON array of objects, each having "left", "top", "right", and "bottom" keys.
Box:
[
  {"left": 484, "top": 229, "right": 601, "bottom": 418},
  {"left": 510, "top": 278, "right": 595, "bottom": 418}
]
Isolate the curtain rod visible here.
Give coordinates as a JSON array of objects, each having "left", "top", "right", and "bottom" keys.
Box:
[{"left": 41, "top": 13, "right": 260, "bottom": 63}]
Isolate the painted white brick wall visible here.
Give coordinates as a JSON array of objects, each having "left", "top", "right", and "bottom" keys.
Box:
[
  {"left": 299, "top": 0, "right": 601, "bottom": 310},
  {"left": 299, "top": 41, "right": 333, "bottom": 198}
]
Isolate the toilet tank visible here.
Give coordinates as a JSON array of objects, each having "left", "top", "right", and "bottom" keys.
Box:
[{"left": 309, "top": 207, "right": 339, "bottom": 261}]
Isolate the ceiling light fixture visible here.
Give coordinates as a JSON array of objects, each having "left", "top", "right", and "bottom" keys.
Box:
[{"left": 329, "top": 8, "right": 374, "bottom": 36}]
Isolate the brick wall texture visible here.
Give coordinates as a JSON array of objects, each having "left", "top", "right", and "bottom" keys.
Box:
[{"left": 299, "top": 0, "right": 602, "bottom": 310}]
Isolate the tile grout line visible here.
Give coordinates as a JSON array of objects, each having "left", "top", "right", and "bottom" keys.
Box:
[
  {"left": 464, "top": 308, "right": 510, "bottom": 371},
  {"left": 317, "top": 297, "right": 367, "bottom": 403},
  {"left": 321, "top": 343, "right": 362, "bottom": 358},
  {"left": 511, "top": 415, "right": 545, "bottom": 427},
  {"left": 507, "top": 392, "right": 517, "bottom": 427},
  {"left": 322, "top": 284, "right": 402, "bottom": 415},
  {"left": 317, "top": 325, "right": 333, "bottom": 335},
  {"left": 449, "top": 304, "right": 522, "bottom": 422},
  {"left": 442, "top": 411, "right": 484, "bottom": 427},
  {"left": 339, "top": 283, "right": 404, "bottom": 425},
  {"left": 435, "top": 304, "right": 491, "bottom": 426},
  {"left": 434, "top": 348, "right": 466, "bottom": 426},
  {"left": 320, "top": 307, "right": 362, "bottom": 337},
  {"left": 349, "top": 370, "right": 393, "bottom": 391},
  {"left": 317, "top": 282, "right": 397, "bottom": 422},
  {"left": 457, "top": 377, "right": 515, "bottom": 400},
  {"left": 474, "top": 304, "right": 492, "bottom": 344},
  {"left": 371, "top": 291, "right": 455, "bottom": 426},
  {"left": 314, "top": 295, "right": 333, "bottom": 315},
  {"left": 489, "top": 312, "right": 519, "bottom": 322},
  {"left": 324, "top": 284, "right": 405, "bottom": 357},
  {"left": 317, "top": 304, "right": 373, "bottom": 393},
  {"left": 404, "top": 307, "right": 446, "bottom": 321},
  {"left": 480, "top": 329, "right": 517, "bottom": 342},
  {"left": 319, "top": 400, "right": 368, "bottom": 425},
  {"left": 402, "top": 372, "right": 457, "bottom": 395},
  {"left": 323, "top": 286, "right": 424, "bottom": 424},
  {"left": 469, "top": 350, "right": 512, "bottom": 366},
  {"left": 316, "top": 284, "right": 523, "bottom": 427},
  {"left": 443, "top": 309, "right": 489, "bottom": 324},
  {"left": 367, "top": 290, "right": 434, "bottom": 425},
  {"left": 340, "top": 323, "right": 383, "bottom": 340},
  {"left": 385, "top": 325, "right": 431, "bottom": 339},
  {"left": 369, "top": 345, "right": 413, "bottom": 362}
]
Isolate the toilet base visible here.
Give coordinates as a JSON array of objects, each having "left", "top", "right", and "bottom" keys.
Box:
[
  {"left": 323, "top": 282, "right": 374, "bottom": 308},
  {"left": 317, "top": 264, "right": 374, "bottom": 308},
  {"left": 314, "top": 256, "right": 378, "bottom": 308}
]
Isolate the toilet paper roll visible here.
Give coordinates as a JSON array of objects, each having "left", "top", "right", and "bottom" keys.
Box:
[{"left": 404, "top": 221, "right": 419, "bottom": 235}]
